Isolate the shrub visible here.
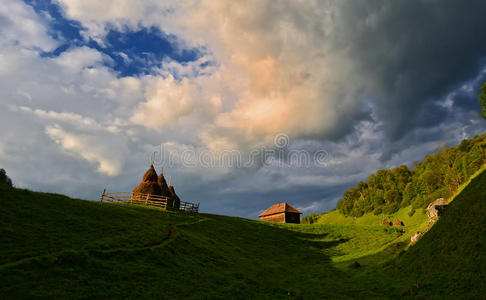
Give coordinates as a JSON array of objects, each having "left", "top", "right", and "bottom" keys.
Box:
[
  {"left": 0, "top": 168, "right": 12, "bottom": 187},
  {"left": 301, "top": 213, "right": 319, "bottom": 224},
  {"left": 408, "top": 208, "right": 416, "bottom": 217}
]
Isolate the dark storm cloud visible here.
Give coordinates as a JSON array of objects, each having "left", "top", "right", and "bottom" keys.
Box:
[{"left": 333, "top": 0, "right": 486, "bottom": 139}]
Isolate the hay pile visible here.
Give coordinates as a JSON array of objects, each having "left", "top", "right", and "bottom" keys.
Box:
[
  {"left": 168, "top": 185, "right": 181, "bottom": 210},
  {"left": 132, "top": 165, "right": 162, "bottom": 199},
  {"left": 158, "top": 172, "right": 174, "bottom": 207},
  {"left": 157, "top": 173, "right": 172, "bottom": 197},
  {"left": 381, "top": 219, "right": 392, "bottom": 226},
  {"left": 393, "top": 218, "right": 404, "bottom": 226},
  {"left": 132, "top": 165, "right": 183, "bottom": 209}
]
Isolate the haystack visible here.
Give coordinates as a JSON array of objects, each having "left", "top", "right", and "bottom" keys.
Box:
[
  {"left": 157, "top": 172, "right": 174, "bottom": 207},
  {"left": 381, "top": 219, "right": 391, "bottom": 226},
  {"left": 168, "top": 185, "right": 181, "bottom": 210},
  {"left": 157, "top": 172, "right": 172, "bottom": 197},
  {"left": 132, "top": 165, "right": 162, "bottom": 199},
  {"left": 393, "top": 218, "right": 404, "bottom": 226}
]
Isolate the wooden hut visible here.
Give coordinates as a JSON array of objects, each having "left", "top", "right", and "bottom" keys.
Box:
[{"left": 258, "top": 203, "right": 303, "bottom": 224}]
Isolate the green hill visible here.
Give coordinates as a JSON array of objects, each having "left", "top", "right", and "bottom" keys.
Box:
[
  {"left": 0, "top": 168, "right": 484, "bottom": 298},
  {"left": 393, "top": 167, "right": 486, "bottom": 298},
  {"left": 334, "top": 132, "right": 486, "bottom": 218}
]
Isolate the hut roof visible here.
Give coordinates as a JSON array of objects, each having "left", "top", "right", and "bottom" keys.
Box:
[{"left": 258, "top": 203, "right": 302, "bottom": 217}]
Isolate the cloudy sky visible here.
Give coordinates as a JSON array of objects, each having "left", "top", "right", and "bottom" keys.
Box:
[{"left": 1, "top": 0, "right": 486, "bottom": 218}]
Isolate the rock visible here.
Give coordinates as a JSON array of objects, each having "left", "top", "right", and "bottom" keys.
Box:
[
  {"left": 411, "top": 231, "right": 423, "bottom": 243},
  {"left": 427, "top": 198, "right": 448, "bottom": 222}
]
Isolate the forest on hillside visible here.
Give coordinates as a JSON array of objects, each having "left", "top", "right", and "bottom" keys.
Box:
[{"left": 336, "top": 133, "right": 486, "bottom": 217}]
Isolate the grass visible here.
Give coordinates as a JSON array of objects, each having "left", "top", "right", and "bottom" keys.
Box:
[
  {"left": 391, "top": 166, "right": 486, "bottom": 298},
  {"left": 315, "top": 205, "right": 428, "bottom": 228},
  {"left": 0, "top": 168, "right": 484, "bottom": 299}
]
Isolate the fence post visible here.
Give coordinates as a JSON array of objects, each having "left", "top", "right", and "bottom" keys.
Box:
[
  {"left": 145, "top": 194, "right": 150, "bottom": 206},
  {"left": 100, "top": 188, "right": 106, "bottom": 203}
]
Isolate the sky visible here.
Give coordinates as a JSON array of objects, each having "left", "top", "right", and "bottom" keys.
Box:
[{"left": 1, "top": 0, "right": 486, "bottom": 218}]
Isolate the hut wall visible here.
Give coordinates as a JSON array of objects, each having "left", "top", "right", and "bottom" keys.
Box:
[
  {"left": 285, "top": 212, "right": 301, "bottom": 224},
  {"left": 261, "top": 212, "right": 286, "bottom": 223}
]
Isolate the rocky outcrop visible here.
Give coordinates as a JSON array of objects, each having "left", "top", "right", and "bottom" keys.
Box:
[
  {"left": 427, "top": 198, "right": 448, "bottom": 222},
  {"left": 410, "top": 231, "right": 423, "bottom": 243}
]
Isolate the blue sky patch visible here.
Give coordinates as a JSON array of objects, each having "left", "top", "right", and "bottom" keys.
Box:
[{"left": 26, "top": 0, "right": 202, "bottom": 77}]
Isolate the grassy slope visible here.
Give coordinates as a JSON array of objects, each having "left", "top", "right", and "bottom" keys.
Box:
[
  {"left": 391, "top": 167, "right": 486, "bottom": 298},
  {"left": 0, "top": 169, "right": 484, "bottom": 299},
  {"left": 0, "top": 186, "right": 401, "bottom": 299},
  {"left": 315, "top": 206, "right": 427, "bottom": 227}
]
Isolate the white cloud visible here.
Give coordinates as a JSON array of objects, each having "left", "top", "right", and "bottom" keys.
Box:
[
  {"left": 54, "top": 0, "right": 174, "bottom": 45},
  {"left": 51, "top": 1, "right": 365, "bottom": 152},
  {"left": 45, "top": 124, "right": 124, "bottom": 176},
  {"left": 0, "top": 42, "right": 135, "bottom": 180},
  {"left": 0, "top": 0, "right": 58, "bottom": 51},
  {"left": 54, "top": 46, "right": 107, "bottom": 70},
  {"left": 130, "top": 75, "right": 196, "bottom": 130},
  {"left": 17, "top": 106, "right": 103, "bottom": 130}
]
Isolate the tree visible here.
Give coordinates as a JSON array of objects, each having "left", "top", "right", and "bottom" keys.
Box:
[
  {"left": 479, "top": 82, "right": 486, "bottom": 119},
  {"left": 335, "top": 132, "right": 486, "bottom": 217},
  {"left": 0, "top": 168, "right": 12, "bottom": 187}
]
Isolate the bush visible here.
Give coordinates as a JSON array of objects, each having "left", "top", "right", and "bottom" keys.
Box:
[
  {"left": 0, "top": 168, "right": 12, "bottom": 187},
  {"left": 301, "top": 213, "right": 319, "bottom": 224},
  {"left": 408, "top": 208, "right": 416, "bottom": 217},
  {"left": 383, "top": 203, "right": 400, "bottom": 215}
]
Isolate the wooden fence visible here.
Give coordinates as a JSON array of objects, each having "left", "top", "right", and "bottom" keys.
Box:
[{"left": 99, "top": 190, "right": 199, "bottom": 213}]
